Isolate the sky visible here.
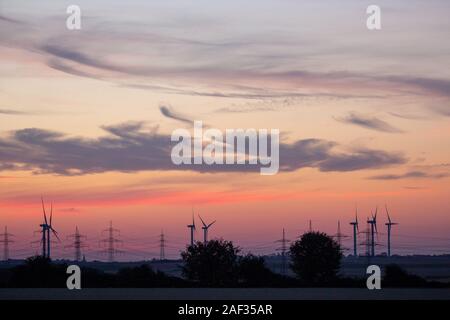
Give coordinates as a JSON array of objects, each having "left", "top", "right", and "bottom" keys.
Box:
[{"left": 0, "top": 1, "right": 449, "bottom": 260}]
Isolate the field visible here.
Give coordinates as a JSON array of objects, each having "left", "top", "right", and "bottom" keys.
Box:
[{"left": 1, "top": 288, "right": 450, "bottom": 300}]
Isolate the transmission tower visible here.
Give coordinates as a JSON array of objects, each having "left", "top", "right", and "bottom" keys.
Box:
[
  {"left": 100, "top": 221, "right": 123, "bottom": 262},
  {"left": 159, "top": 230, "right": 166, "bottom": 261},
  {"left": 66, "top": 226, "right": 87, "bottom": 261},
  {"left": 0, "top": 226, "right": 14, "bottom": 261},
  {"left": 359, "top": 219, "right": 371, "bottom": 258},
  {"left": 333, "top": 221, "right": 348, "bottom": 252},
  {"left": 275, "top": 228, "right": 290, "bottom": 276}
]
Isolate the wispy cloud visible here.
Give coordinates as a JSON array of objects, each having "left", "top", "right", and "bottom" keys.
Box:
[
  {"left": 1, "top": 8, "right": 450, "bottom": 117},
  {"left": 0, "top": 14, "right": 22, "bottom": 25},
  {"left": 368, "top": 171, "right": 449, "bottom": 180},
  {"left": 159, "top": 105, "right": 193, "bottom": 124},
  {"left": 47, "top": 59, "right": 103, "bottom": 80},
  {"left": 388, "top": 111, "right": 427, "bottom": 120},
  {"left": 403, "top": 186, "right": 427, "bottom": 190},
  {"left": 59, "top": 207, "right": 80, "bottom": 213},
  {"left": 335, "top": 112, "right": 404, "bottom": 133},
  {"left": 0, "top": 109, "right": 29, "bottom": 115}
]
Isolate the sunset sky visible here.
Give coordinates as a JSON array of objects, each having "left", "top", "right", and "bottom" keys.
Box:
[{"left": 1, "top": 1, "right": 449, "bottom": 259}]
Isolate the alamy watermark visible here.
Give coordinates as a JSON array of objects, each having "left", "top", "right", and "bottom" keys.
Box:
[
  {"left": 66, "top": 264, "right": 81, "bottom": 290},
  {"left": 366, "top": 5, "right": 381, "bottom": 30},
  {"left": 171, "top": 121, "right": 280, "bottom": 175},
  {"left": 66, "top": 5, "right": 81, "bottom": 30},
  {"left": 366, "top": 265, "right": 381, "bottom": 290}
]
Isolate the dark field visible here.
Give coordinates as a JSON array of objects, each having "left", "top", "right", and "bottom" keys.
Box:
[{"left": 1, "top": 288, "right": 450, "bottom": 300}]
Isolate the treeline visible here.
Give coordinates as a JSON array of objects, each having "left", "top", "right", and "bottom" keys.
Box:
[{"left": 0, "top": 232, "right": 447, "bottom": 288}]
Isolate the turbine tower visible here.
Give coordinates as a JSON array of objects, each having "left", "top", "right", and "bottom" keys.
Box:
[
  {"left": 367, "top": 208, "right": 378, "bottom": 257},
  {"left": 40, "top": 197, "right": 60, "bottom": 259},
  {"left": 187, "top": 211, "right": 196, "bottom": 246},
  {"left": 0, "top": 226, "right": 14, "bottom": 261},
  {"left": 198, "top": 215, "right": 216, "bottom": 244},
  {"left": 349, "top": 209, "right": 359, "bottom": 256},
  {"left": 385, "top": 205, "right": 398, "bottom": 257}
]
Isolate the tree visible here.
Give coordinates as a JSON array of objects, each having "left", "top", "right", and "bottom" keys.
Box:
[
  {"left": 238, "top": 254, "right": 275, "bottom": 286},
  {"left": 9, "top": 256, "right": 67, "bottom": 287},
  {"left": 290, "top": 232, "right": 342, "bottom": 284},
  {"left": 181, "top": 239, "right": 240, "bottom": 286}
]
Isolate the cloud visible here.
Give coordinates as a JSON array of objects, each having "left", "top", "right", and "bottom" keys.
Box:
[
  {"left": 0, "top": 123, "right": 405, "bottom": 176},
  {"left": 368, "top": 171, "right": 449, "bottom": 180},
  {"left": 0, "top": 109, "right": 28, "bottom": 115},
  {"left": 403, "top": 186, "right": 426, "bottom": 190},
  {"left": 317, "top": 148, "right": 405, "bottom": 172},
  {"left": 335, "top": 112, "right": 404, "bottom": 133},
  {"left": 3, "top": 14, "right": 450, "bottom": 114},
  {"left": 159, "top": 105, "right": 193, "bottom": 124},
  {"left": 59, "top": 207, "right": 80, "bottom": 213},
  {"left": 47, "top": 59, "right": 103, "bottom": 80},
  {"left": 388, "top": 111, "right": 427, "bottom": 120},
  {"left": 41, "top": 44, "right": 118, "bottom": 73},
  {"left": 385, "top": 76, "right": 450, "bottom": 98},
  {"left": 27, "top": 37, "right": 450, "bottom": 108},
  {"left": 0, "top": 14, "right": 22, "bottom": 25}
]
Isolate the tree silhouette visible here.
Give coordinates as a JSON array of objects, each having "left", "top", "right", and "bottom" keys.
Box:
[
  {"left": 238, "top": 254, "right": 278, "bottom": 286},
  {"left": 181, "top": 239, "right": 240, "bottom": 286},
  {"left": 9, "top": 256, "right": 67, "bottom": 287},
  {"left": 290, "top": 232, "right": 342, "bottom": 284}
]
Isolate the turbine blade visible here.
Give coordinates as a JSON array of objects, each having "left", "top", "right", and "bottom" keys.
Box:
[
  {"left": 50, "top": 202, "right": 53, "bottom": 226},
  {"left": 198, "top": 214, "right": 207, "bottom": 227},
  {"left": 51, "top": 227, "right": 61, "bottom": 241},
  {"left": 41, "top": 196, "right": 48, "bottom": 225},
  {"left": 208, "top": 220, "right": 216, "bottom": 228},
  {"left": 385, "top": 204, "right": 391, "bottom": 224}
]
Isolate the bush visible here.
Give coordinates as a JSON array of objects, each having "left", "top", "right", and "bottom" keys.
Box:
[{"left": 383, "top": 264, "right": 429, "bottom": 287}]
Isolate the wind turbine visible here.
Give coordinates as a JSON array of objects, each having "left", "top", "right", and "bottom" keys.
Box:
[
  {"left": 367, "top": 207, "right": 378, "bottom": 257},
  {"left": 187, "top": 210, "right": 196, "bottom": 246},
  {"left": 198, "top": 215, "right": 216, "bottom": 244},
  {"left": 349, "top": 208, "right": 359, "bottom": 256},
  {"left": 40, "top": 197, "right": 60, "bottom": 259},
  {"left": 385, "top": 205, "right": 398, "bottom": 257}
]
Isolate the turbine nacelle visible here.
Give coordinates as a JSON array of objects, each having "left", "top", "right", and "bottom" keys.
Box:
[{"left": 198, "top": 214, "right": 216, "bottom": 243}]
